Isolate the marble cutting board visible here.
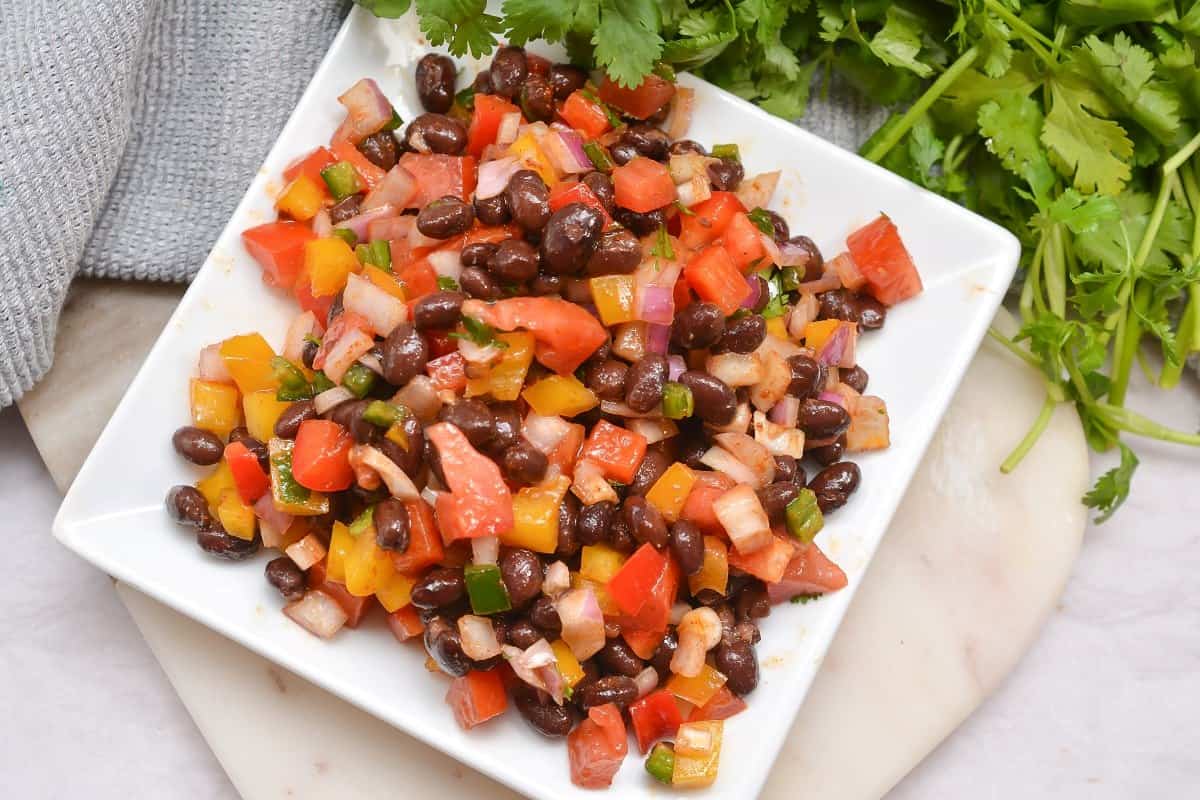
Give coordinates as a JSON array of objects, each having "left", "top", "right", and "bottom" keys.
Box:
[{"left": 20, "top": 280, "right": 1089, "bottom": 799}]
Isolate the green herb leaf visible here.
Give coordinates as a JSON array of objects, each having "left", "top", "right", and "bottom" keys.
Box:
[
  {"left": 450, "top": 315, "right": 508, "bottom": 349},
  {"left": 1083, "top": 442, "right": 1139, "bottom": 523},
  {"left": 1041, "top": 75, "right": 1134, "bottom": 196},
  {"left": 501, "top": 0, "right": 574, "bottom": 45},
  {"left": 415, "top": 0, "right": 503, "bottom": 58},
  {"left": 651, "top": 225, "right": 675, "bottom": 259},
  {"left": 592, "top": 0, "right": 664, "bottom": 88}
]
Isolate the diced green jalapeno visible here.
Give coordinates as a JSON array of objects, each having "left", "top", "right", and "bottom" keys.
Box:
[
  {"left": 778, "top": 266, "right": 801, "bottom": 292},
  {"left": 381, "top": 109, "right": 403, "bottom": 131},
  {"left": 311, "top": 370, "right": 335, "bottom": 394},
  {"left": 711, "top": 143, "right": 740, "bottom": 161},
  {"left": 332, "top": 227, "right": 358, "bottom": 246},
  {"left": 645, "top": 743, "right": 675, "bottom": 784},
  {"left": 342, "top": 362, "right": 377, "bottom": 399},
  {"left": 583, "top": 141, "right": 614, "bottom": 172},
  {"left": 348, "top": 506, "right": 375, "bottom": 537},
  {"left": 321, "top": 161, "right": 362, "bottom": 201},
  {"left": 785, "top": 488, "right": 824, "bottom": 544},
  {"left": 271, "top": 356, "right": 309, "bottom": 391},
  {"left": 464, "top": 563, "right": 512, "bottom": 615},
  {"left": 363, "top": 400, "right": 405, "bottom": 428},
  {"left": 270, "top": 440, "right": 310, "bottom": 506},
  {"left": 455, "top": 87, "right": 475, "bottom": 111},
  {"left": 276, "top": 383, "right": 315, "bottom": 402},
  {"left": 437, "top": 275, "right": 460, "bottom": 291},
  {"left": 662, "top": 382, "right": 694, "bottom": 419},
  {"left": 356, "top": 240, "right": 391, "bottom": 270},
  {"left": 746, "top": 207, "right": 775, "bottom": 236}
]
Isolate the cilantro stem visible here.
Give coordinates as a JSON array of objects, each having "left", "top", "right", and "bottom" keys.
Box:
[
  {"left": 1160, "top": 162, "right": 1200, "bottom": 388},
  {"left": 983, "top": 0, "right": 1060, "bottom": 63},
  {"left": 863, "top": 46, "right": 979, "bottom": 164},
  {"left": 1001, "top": 394, "right": 1056, "bottom": 474},
  {"left": 1019, "top": 229, "right": 1048, "bottom": 323},
  {"left": 1162, "top": 129, "right": 1200, "bottom": 176},
  {"left": 987, "top": 326, "right": 1041, "bottom": 369},
  {"left": 1046, "top": 224, "right": 1067, "bottom": 317},
  {"left": 1093, "top": 402, "right": 1200, "bottom": 446}
]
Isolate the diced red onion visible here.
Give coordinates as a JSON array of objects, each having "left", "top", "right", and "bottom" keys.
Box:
[
  {"left": 611, "top": 321, "right": 647, "bottom": 363},
  {"left": 257, "top": 519, "right": 286, "bottom": 549},
  {"left": 543, "top": 128, "right": 590, "bottom": 174},
  {"left": 393, "top": 375, "right": 442, "bottom": 422},
  {"left": 335, "top": 205, "right": 397, "bottom": 241},
  {"left": 408, "top": 219, "right": 443, "bottom": 251},
  {"left": 675, "top": 174, "right": 711, "bottom": 208},
  {"left": 633, "top": 666, "right": 659, "bottom": 698},
  {"left": 638, "top": 285, "right": 675, "bottom": 325},
  {"left": 285, "top": 534, "right": 327, "bottom": 571},
  {"left": 712, "top": 484, "right": 773, "bottom": 554},
  {"left": 628, "top": 417, "right": 678, "bottom": 444},
  {"left": 284, "top": 590, "right": 348, "bottom": 639},
  {"left": 427, "top": 248, "right": 463, "bottom": 283},
  {"left": 787, "top": 292, "right": 819, "bottom": 339},
  {"left": 669, "top": 602, "right": 691, "bottom": 626},
  {"left": 571, "top": 458, "right": 621, "bottom": 505},
  {"left": 312, "top": 209, "right": 333, "bottom": 238},
  {"left": 343, "top": 272, "right": 408, "bottom": 337},
  {"left": 497, "top": 112, "right": 521, "bottom": 147},
  {"left": 313, "top": 386, "right": 355, "bottom": 415},
  {"left": 699, "top": 445, "right": 758, "bottom": 486},
  {"left": 598, "top": 399, "right": 658, "bottom": 418},
  {"left": 357, "top": 353, "right": 384, "bottom": 375},
  {"left": 472, "top": 536, "right": 500, "bottom": 565},
  {"left": 778, "top": 239, "right": 815, "bottom": 269},
  {"left": 817, "top": 323, "right": 857, "bottom": 368},
  {"left": 367, "top": 214, "right": 414, "bottom": 242},
  {"left": 283, "top": 311, "right": 321, "bottom": 363},
  {"left": 753, "top": 410, "right": 805, "bottom": 458},
  {"left": 740, "top": 275, "right": 763, "bottom": 310},
  {"left": 645, "top": 323, "right": 670, "bottom": 355},
  {"left": 321, "top": 328, "right": 375, "bottom": 383},
  {"left": 502, "top": 639, "right": 565, "bottom": 705},
  {"left": 458, "top": 615, "right": 502, "bottom": 660},
  {"left": 543, "top": 561, "right": 570, "bottom": 599},
  {"left": 668, "top": 152, "right": 714, "bottom": 184},
  {"left": 253, "top": 493, "right": 294, "bottom": 537},
  {"left": 709, "top": 401, "right": 752, "bottom": 434},
  {"left": 353, "top": 444, "right": 420, "bottom": 500},
  {"left": 667, "top": 355, "right": 686, "bottom": 382},
  {"left": 818, "top": 390, "right": 846, "bottom": 408},
  {"left": 768, "top": 395, "right": 801, "bottom": 427},
  {"left": 551, "top": 124, "right": 591, "bottom": 172},
  {"left": 666, "top": 87, "right": 695, "bottom": 141},
  {"left": 830, "top": 252, "right": 866, "bottom": 291},
  {"left": 634, "top": 253, "right": 683, "bottom": 288},
  {"left": 337, "top": 78, "right": 393, "bottom": 141},
  {"left": 457, "top": 337, "right": 502, "bottom": 367},
  {"left": 197, "top": 344, "right": 233, "bottom": 383},
  {"left": 706, "top": 351, "right": 764, "bottom": 387},
  {"left": 749, "top": 348, "right": 791, "bottom": 411},
  {"left": 734, "top": 171, "right": 781, "bottom": 211},
  {"left": 476, "top": 156, "right": 521, "bottom": 199},
  {"left": 523, "top": 412, "right": 571, "bottom": 454},
  {"left": 759, "top": 232, "right": 781, "bottom": 267},
  {"left": 363, "top": 166, "right": 417, "bottom": 211},
  {"left": 797, "top": 269, "right": 843, "bottom": 294},
  {"left": 556, "top": 587, "right": 606, "bottom": 661},
  {"left": 713, "top": 432, "right": 776, "bottom": 486}
]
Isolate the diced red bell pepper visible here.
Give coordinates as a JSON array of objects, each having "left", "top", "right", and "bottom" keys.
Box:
[
  {"left": 224, "top": 441, "right": 270, "bottom": 504},
  {"left": 579, "top": 420, "right": 648, "bottom": 485},
  {"left": 689, "top": 686, "right": 747, "bottom": 722},
  {"left": 293, "top": 277, "right": 335, "bottom": 322},
  {"left": 607, "top": 543, "right": 667, "bottom": 617},
  {"left": 464, "top": 223, "right": 522, "bottom": 246},
  {"left": 629, "top": 689, "right": 684, "bottom": 754},
  {"left": 680, "top": 472, "right": 735, "bottom": 538},
  {"left": 427, "top": 422, "right": 514, "bottom": 542},
  {"left": 684, "top": 244, "right": 751, "bottom": 316},
  {"left": 331, "top": 139, "right": 387, "bottom": 190},
  {"left": 283, "top": 146, "right": 336, "bottom": 184},
  {"left": 766, "top": 541, "right": 849, "bottom": 603},
  {"left": 619, "top": 554, "right": 680, "bottom": 658},
  {"left": 425, "top": 351, "right": 467, "bottom": 392},
  {"left": 291, "top": 419, "right": 355, "bottom": 492},
  {"left": 678, "top": 192, "right": 745, "bottom": 250},
  {"left": 845, "top": 214, "right": 923, "bottom": 306},
  {"left": 465, "top": 296, "right": 607, "bottom": 375},
  {"left": 424, "top": 329, "right": 458, "bottom": 359},
  {"left": 242, "top": 221, "right": 316, "bottom": 288},
  {"left": 727, "top": 534, "right": 797, "bottom": 584},
  {"left": 597, "top": 74, "right": 676, "bottom": 120},
  {"left": 312, "top": 311, "right": 372, "bottom": 371},
  {"left": 386, "top": 605, "right": 425, "bottom": 642},
  {"left": 560, "top": 91, "right": 611, "bottom": 140},
  {"left": 398, "top": 152, "right": 477, "bottom": 208},
  {"left": 549, "top": 181, "right": 613, "bottom": 227},
  {"left": 568, "top": 703, "right": 629, "bottom": 789},
  {"left": 468, "top": 94, "right": 521, "bottom": 157},
  {"left": 722, "top": 211, "right": 767, "bottom": 272},
  {"left": 307, "top": 560, "right": 373, "bottom": 628},
  {"left": 673, "top": 277, "right": 693, "bottom": 311},
  {"left": 390, "top": 499, "right": 445, "bottom": 576},
  {"left": 612, "top": 157, "right": 675, "bottom": 214},
  {"left": 446, "top": 668, "right": 509, "bottom": 730},
  {"left": 396, "top": 257, "right": 438, "bottom": 302}
]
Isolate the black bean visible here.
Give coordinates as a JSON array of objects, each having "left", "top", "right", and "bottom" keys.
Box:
[
  {"left": 505, "top": 169, "right": 551, "bottom": 231},
  {"left": 528, "top": 272, "right": 561, "bottom": 295},
  {"left": 439, "top": 399, "right": 495, "bottom": 449},
  {"left": 472, "top": 69, "right": 493, "bottom": 94},
  {"left": 714, "top": 603, "right": 737, "bottom": 642},
  {"left": 416, "top": 53, "right": 457, "bottom": 113},
  {"left": 380, "top": 323, "right": 428, "bottom": 387},
  {"left": 623, "top": 496, "right": 668, "bottom": 549},
  {"left": 562, "top": 277, "right": 593, "bottom": 305},
  {"left": 488, "top": 238, "right": 540, "bottom": 282},
  {"left": 807, "top": 437, "right": 845, "bottom": 467},
  {"left": 557, "top": 493, "right": 581, "bottom": 557},
  {"left": 529, "top": 595, "right": 561, "bottom": 635},
  {"left": 379, "top": 414, "right": 424, "bottom": 476},
  {"left": 461, "top": 241, "right": 497, "bottom": 268},
  {"left": 576, "top": 675, "right": 638, "bottom": 710},
  {"left": 855, "top": 295, "right": 887, "bottom": 330},
  {"left": 809, "top": 461, "right": 861, "bottom": 513},
  {"left": 763, "top": 210, "right": 789, "bottom": 243},
  {"left": 669, "top": 139, "right": 706, "bottom": 156},
  {"left": 324, "top": 399, "right": 377, "bottom": 444},
  {"left": 373, "top": 497, "right": 410, "bottom": 552},
  {"left": 715, "top": 314, "right": 766, "bottom": 354},
  {"left": 714, "top": 640, "right": 758, "bottom": 695},
  {"left": 412, "top": 567, "right": 467, "bottom": 610},
  {"left": 489, "top": 46, "right": 527, "bottom": 99},
  {"left": 503, "top": 438, "right": 548, "bottom": 484},
  {"left": 609, "top": 512, "right": 635, "bottom": 552},
  {"left": 628, "top": 448, "right": 669, "bottom": 496},
  {"left": 610, "top": 141, "right": 639, "bottom": 166},
  {"left": 789, "top": 236, "right": 825, "bottom": 281},
  {"left": 357, "top": 131, "right": 399, "bottom": 170},
  {"left": 669, "top": 520, "right": 705, "bottom": 576},
  {"left": 621, "top": 124, "right": 670, "bottom": 160},
  {"left": 584, "top": 359, "right": 628, "bottom": 400},
  {"left": 506, "top": 617, "right": 542, "bottom": 649},
  {"left": 671, "top": 302, "right": 725, "bottom": 350},
  {"left": 486, "top": 403, "right": 522, "bottom": 453},
  {"left": 798, "top": 398, "right": 850, "bottom": 440},
  {"left": 265, "top": 557, "right": 306, "bottom": 601},
  {"left": 404, "top": 113, "right": 467, "bottom": 155},
  {"left": 228, "top": 427, "right": 269, "bottom": 470},
  {"left": 757, "top": 481, "right": 800, "bottom": 525},
  {"left": 649, "top": 627, "right": 677, "bottom": 680},
  {"left": 417, "top": 195, "right": 474, "bottom": 238},
  {"left": 326, "top": 293, "right": 344, "bottom": 328},
  {"left": 707, "top": 158, "right": 744, "bottom": 192},
  {"left": 676, "top": 430, "right": 709, "bottom": 471},
  {"left": 841, "top": 365, "right": 869, "bottom": 393},
  {"left": 679, "top": 370, "right": 736, "bottom": 425},
  {"left": 598, "top": 638, "right": 644, "bottom": 677},
  {"left": 301, "top": 338, "right": 319, "bottom": 369},
  {"left": 413, "top": 290, "right": 465, "bottom": 330},
  {"left": 748, "top": 275, "right": 771, "bottom": 314},
  {"left": 474, "top": 192, "right": 511, "bottom": 225},
  {"left": 736, "top": 584, "right": 770, "bottom": 622},
  {"left": 459, "top": 266, "right": 502, "bottom": 300},
  {"left": 328, "top": 193, "right": 364, "bottom": 224},
  {"left": 612, "top": 206, "right": 666, "bottom": 237},
  {"left": 513, "top": 684, "right": 573, "bottom": 737},
  {"left": 733, "top": 621, "right": 761, "bottom": 645},
  {"left": 577, "top": 500, "right": 616, "bottom": 545},
  {"left": 584, "top": 228, "right": 641, "bottom": 276},
  {"left": 786, "top": 354, "right": 825, "bottom": 399},
  {"left": 624, "top": 353, "right": 668, "bottom": 413},
  {"left": 540, "top": 203, "right": 604, "bottom": 274},
  {"left": 171, "top": 426, "right": 224, "bottom": 465},
  {"left": 549, "top": 63, "right": 587, "bottom": 100},
  {"left": 582, "top": 171, "right": 615, "bottom": 210},
  {"left": 424, "top": 616, "right": 472, "bottom": 677},
  {"left": 500, "top": 548, "right": 543, "bottom": 608},
  {"left": 519, "top": 74, "right": 555, "bottom": 121},
  {"left": 197, "top": 527, "right": 261, "bottom": 560},
  {"left": 773, "top": 454, "right": 803, "bottom": 485},
  {"left": 166, "top": 485, "right": 212, "bottom": 528}
]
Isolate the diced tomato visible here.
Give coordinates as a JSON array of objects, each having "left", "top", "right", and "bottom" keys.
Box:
[
  {"left": 307, "top": 560, "right": 373, "bottom": 628},
  {"left": 386, "top": 605, "right": 425, "bottom": 642},
  {"left": 395, "top": 257, "right": 438, "bottom": 302},
  {"left": 546, "top": 421, "right": 585, "bottom": 476},
  {"left": 468, "top": 94, "right": 521, "bottom": 157},
  {"left": 722, "top": 211, "right": 767, "bottom": 272},
  {"left": 607, "top": 543, "right": 667, "bottom": 617},
  {"left": 679, "top": 474, "right": 735, "bottom": 538},
  {"left": 766, "top": 541, "right": 849, "bottom": 603},
  {"left": 293, "top": 277, "right": 335, "bottom": 321},
  {"left": 399, "top": 153, "right": 477, "bottom": 208},
  {"left": 629, "top": 690, "right": 684, "bottom": 754},
  {"left": 427, "top": 423, "right": 514, "bottom": 542},
  {"left": 312, "top": 311, "right": 372, "bottom": 371},
  {"left": 678, "top": 192, "right": 745, "bottom": 250},
  {"left": 684, "top": 244, "right": 750, "bottom": 315},
  {"left": 579, "top": 420, "right": 647, "bottom": 485},
  {"left": 283, "top": 146, "right": 336, "bottom": 184},
  {"left": 568, "top": 703, "right": 628, "bottom": 789},
  {"left": 619, "top": 555, "right": 679, "bottom": 658},
  {"left": 673, "top": 277, "right": 693, "bottom": 311},
  {"left": 689, "top": 687, "right": 747, "bottom": 722},
  {"left": 612, "top": 157, "right": 675, "bottom": 214},
  {"left": 464, "top": 223, "right": 523, "bottom": 247},
  {"left": 560, "top": 91, "right": 611, "bottom": 140},
  {"left": 598, "top": 74, "right": 676, "bottom": 120},
  {"left": 390, "top": 499, "right": 445, "bottom": 576},
  {"left": 242, "top": 221, "right": 316, "bottom": 288},
  {"left": 424, "top": 329, "right": 457, "bottom": 358},
  {"left": 549, "top": 181, "right": 613, "bottom": 227},
  {"left": 426, "top": 351, "right": 467, "bottom": 392},
  {"left": 845, "top": 214, "right": 923, "bottom": 306},
  {"left": 331, "top": 139, "right": 387, "bottom": 190},
  {"left": 526, "top": 53, "right": 551, "bottom": 77},
  {"left": 727, "top": 535, "right": 796, "bottom": 584},
  {"left": 224, "top": 441, "right": 270, "bottom": 504},
  {"left": 466, "top": 296, "right": 607, "bottom": 375},
  {"left": 446, "top": 669, "right": 509, "bottom": 729},
  {"left": 291, "top": 419, "right": 355, "bottom": 492}
]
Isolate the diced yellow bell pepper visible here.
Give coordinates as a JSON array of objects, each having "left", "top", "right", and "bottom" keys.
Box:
[
  {"left": 344, "top": 524, "right": 396, "bottom": 597},
  {"left": 305, "top": 237, "right": 361, "bottom": 297},
  {"left": 590, "top": 275, "right": 636, "bottom": 326},
  {"left": 571, "top": 573, "right": 620, "bottom": 617},
  {"left": 688, "top": 536, "right": 729, "bottom": 597},
  {"left": 364, "top": 264, "right": 406, "bottom": 299},
  {"left": 243, "top": 390, "right": 292, "bottom": 443},
  {"left": 189, "top": 378, "right": 240, "bottom": 439},
  {"left": 803, "top": 318, "right": 855, "bottom": 354},
  {"left": 505, "top": 475, "right": 570, "bottom": 553},
  {"left": 376, "top": 570, "right": 416, "bottom": 612},
  {"left": 672, "top": 721, "right": 723, "bottom": 788},
  {"left": 326, "top": 520, "right": 354, "bottom": 584},
  {"left": 385, "top": 421, "right": 410, "bottom": 450},
  {"left": 466, "top": 332, "right": 534, "bottom": 401},
  {"left": 267, "top": 438, "right": 330, "bottom": 516},
  {"left": 216, "top": 491, "right": 257, "bottom": 541},
  {"left": 645, "top": 461, "right": 697, "bottom": 523},
  {"left": 219, "top": 333, "right": 278, "bottom": 395},
  {"left": 275, "top": 174, "right": 326, "bottom": 221},
  {"left": 508, "top": 131, "right": 558, "bottom": 187},
  {"left": 580, "top": 544, "right": 626, "bottom": 585},
  {"left": 196, "top": 460, "right": 236, "bottom": 514},
  {"left": 522, "top": 374, "right": 598, "bottom": 417},
  {"left": 765, "top": 316, "right": 789, "bottom": 342},
  {"left": 551, "top": 639, "right": 585, "bottom": 688},
  {"left": 666, "top": 664, "right": 728, "bottom": 708}
]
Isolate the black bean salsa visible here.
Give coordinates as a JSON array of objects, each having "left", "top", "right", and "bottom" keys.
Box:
[{"left": 167, "top": 46, "right": 923, "bottom": 790}]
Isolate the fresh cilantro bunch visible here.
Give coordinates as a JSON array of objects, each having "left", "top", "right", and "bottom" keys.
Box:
[{"left": 356, "top": 0, "right": 1200, "bottom": 520}]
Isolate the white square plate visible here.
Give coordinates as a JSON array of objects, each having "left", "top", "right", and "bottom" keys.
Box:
[{"left": 54, "top": 8, "right": 1018, "bottom": 799}]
